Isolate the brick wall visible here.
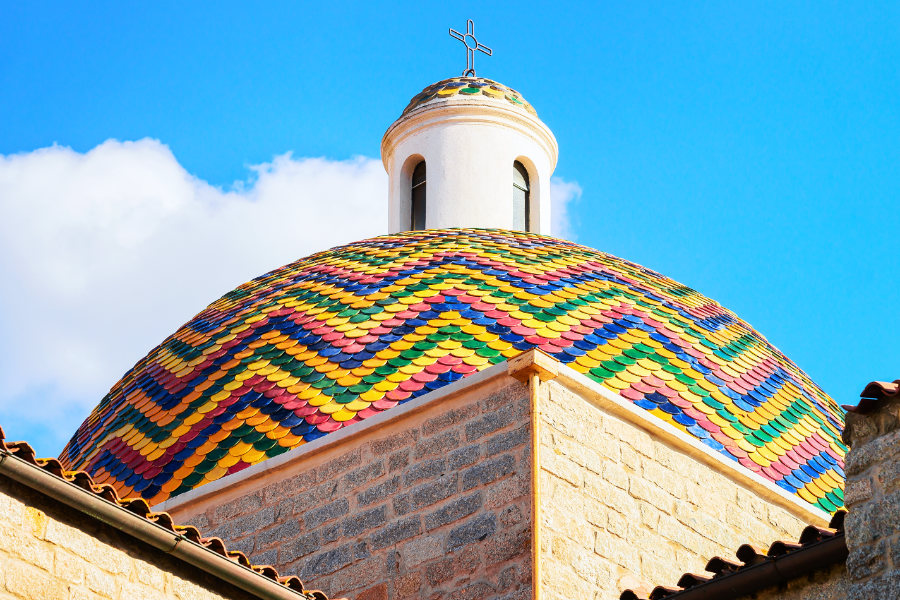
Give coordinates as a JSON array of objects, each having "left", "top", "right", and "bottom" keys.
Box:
[
  {"left": 192, "top": 382, "right": 533, "bottom": 600},
  {"left": 0, "top": 475, "right": 251, "bottom": 600},
  {"left": 537, "top": 380, "right": 812, "bottom": 598}
]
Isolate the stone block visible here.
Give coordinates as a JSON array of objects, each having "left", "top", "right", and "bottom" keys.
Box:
[
  {"left": 4, "top": 558, "right": 64, "bottom": 600},
  {"left": 844, "top": 474, "right": 875, "bottom": 508},
  {"left": 261, "top": 467, "right": 316, "bottom": 504},
  {"left": 422, "top": 401, "right": 480, "bottom": 436},
  {"left": 280, "top": 531, "right": 321, "bottom": 564},
  {"left": 342, "top": 505, "right": 387, "bottom": 538},
  {"left": 257, "top": 518, "right": 301, "bottom": 549},
  {"left": 448, "top": 444, "right": 482, "bottom": 470},
  {"left": 425, "top": 556, "right": 454, "bottom": 586},
  {"left": 415, "top": 429, "right": 461, "bottom": 459},
  {"left": 321, "top": 522, "right": 341, "bottom": 544},
  {"left": 393, "top": 572, "right": 422, "bottom": 598},
  {"left": 372, "top": 432, "right": 417, "bottom": 456},
  {"left": 357, "top": 475, "right": 401, "bottom": 507},
  {"left": 482, "top": 526, "right": 530, "bottom": 563},
  {"left": 461, "top": 454, "right": 516, "bottom": 491},
  {"left": 447, "top": 513, "right": 497, "bottom": 552},
  {"left": 847, "top": 572, "right": 900, "bottom": 600},
  {"left": 403, "top": 457, "right": 446, "bottom": 486},
  {"left": 273, "top": 479, "right": 338, "bottom": 518},
  {"left": 316, "top": 448, "right": 362, "bottom": 482},
  {"left": 299, "top": 543, "right": 353, "bottom": 578},
  {"left": 485, "top": 472, "right": 529, "bottom": 509},
  {"left": 847, "top": 538, "right": 887, "bottom": 580},
  {"left": 355, "top": 583, "right": 388, "bottom": 600},
  {"left": 211, "top": 491, "right": 263, "bottom": 522},
  {"left": 499, "top": 504, "right": 525, "bottom": 528},
  {"left": 371, "top": 516, "right": 422, "bottom": 550},
  {"left": 324, "top": 554, "right": 383, "bottom": 594},
  {"left": 453, "top": 581, "right": 497, "bottom": 600},
  {"left": 394, "top": 474, "right": 458, "bottom": 515},
  {"left": 487, "top": 425, "right": 529, "bottom": 455},
  {"left": 401, "top": 535, "right": 443, "bottom": 567},
  {"left": 424, "top": 492, "right": 482, "bottom": 531},
  {"left": 466, "top": 405, "right": 518, "bottom": 442},
  {"left": 342, "top": 460, "right": 385, "bottom": 492},
  {"left": 845, "top": 429, "right": 900, "bottom": 476},
  {"left": 118, "top": 581, "right": 159, "bottom": 600},
  {"left": 541, "top": 445, "right": 582, "bottom": 487},
  {"left": 303, "top": 497, "right": 350, "bottom": 529},
  {"left": 388, "top": 449, "right": 411, "bottom": 473}
]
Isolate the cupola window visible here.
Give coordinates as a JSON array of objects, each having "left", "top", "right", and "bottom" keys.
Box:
[
  {"left": 411, "top": 161, "right": 426, "bottom": 230},
  {"left": 513, "top": 161, "right": 530, "bottom": 231}
]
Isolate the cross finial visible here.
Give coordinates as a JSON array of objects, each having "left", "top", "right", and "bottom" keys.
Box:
[{"left": 449, "top": 19, "right": 492, "bottom": 77}]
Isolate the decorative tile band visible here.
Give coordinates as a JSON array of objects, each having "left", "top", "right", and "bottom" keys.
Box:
[
  {"left": 400, "top": 77, "right": 537, "bottom": 117},
  {"left": 60, "top": 229, "right": 845, "bottom": 511}
]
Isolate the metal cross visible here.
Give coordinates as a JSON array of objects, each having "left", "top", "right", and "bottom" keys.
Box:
[{"left": 449, "top": 20, "right": 492, "bottom": 77}]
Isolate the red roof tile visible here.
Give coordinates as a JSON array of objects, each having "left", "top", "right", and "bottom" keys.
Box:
[
  {"left": 0, "top": 425, "right": 329, "bottom": 599},
  {"left": 844, "top": 379, "right": 900, "bottom": 414}
]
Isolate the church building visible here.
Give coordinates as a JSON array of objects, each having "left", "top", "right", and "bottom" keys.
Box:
[{"left": 3, "top": 23, "right": 899, "bottom": 600}]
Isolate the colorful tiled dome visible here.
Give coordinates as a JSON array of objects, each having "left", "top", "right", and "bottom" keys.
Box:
[
  {"left": 400, "top": 77, "right": 537, "bottom": 117},
  {"left": 60, "top": 229, "right": 846, "bottom": 511}
]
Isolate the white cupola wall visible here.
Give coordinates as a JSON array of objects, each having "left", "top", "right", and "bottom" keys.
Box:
[{"left": 381, "top": 78, "right": 558, "bottom": 234}]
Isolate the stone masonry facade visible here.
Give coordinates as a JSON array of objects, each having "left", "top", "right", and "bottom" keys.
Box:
[
  {"left": 0, "top": 475, "right": 249, "bottom": 600},
  {"left": 843, "top": 395, "right": 900, "bottom": 598},
  {"left": 193, "top": 382, "right": 533, "bottom": 600},
  {"left": 538, "top": 380, "right": 812, "bottom": 598}
]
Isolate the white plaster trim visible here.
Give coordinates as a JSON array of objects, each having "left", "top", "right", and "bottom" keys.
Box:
[
  {"left": 154, "top": 362, "right": 511, "bottom": 513},
  {"left": 549, "top": 365, "right": 832, "bottom": 527},
  {"left": 381, "top": 98, "right": 558, "bottom": 170}
]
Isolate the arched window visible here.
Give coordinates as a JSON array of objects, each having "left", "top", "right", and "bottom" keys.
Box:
[
  {"left": 513, "top": 161, "right": 530, "bottom": 231},
  {"left": 411, "top": 161, "right": 426, "bottom": 230}
]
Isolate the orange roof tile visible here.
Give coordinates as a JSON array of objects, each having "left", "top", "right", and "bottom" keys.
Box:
[{"left": 0, "top": 424, "right": 329, "bottom": 600}]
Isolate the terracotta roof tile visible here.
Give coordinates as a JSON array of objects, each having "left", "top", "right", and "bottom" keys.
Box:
[
  {"left": 843, "top": 378, "right": 900, "bottom": 414},
  {"left": 620, "top": 510, "right": 848, "bottom": 600},
  {"left": 0, "top": 425, "right": 329, "bottom": 600}
]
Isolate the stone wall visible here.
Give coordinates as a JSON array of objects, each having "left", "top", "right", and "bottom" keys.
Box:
[
  {"left": 0, "top": 475, "right": 251, "bottom": 600},
  {"left": 189, "top": 381, "right": 533, "bottom": 600},
  {"left": 843, "top": 396, "right": 900, "bottom": 598},
  {"left": 537, "top": 379, "right": 812, "bottom": 598}
]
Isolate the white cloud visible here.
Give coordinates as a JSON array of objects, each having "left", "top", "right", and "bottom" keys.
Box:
[
  {"left": 550, "top": 177, "right": 582, "bottom": 240},
  {"left": 0, "top": 139, "right": 578, "bottom": 455}
]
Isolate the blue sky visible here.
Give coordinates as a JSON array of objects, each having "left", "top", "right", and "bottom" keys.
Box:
[{"left": 1, "top": 2, "right": 898, "bottom": 455}]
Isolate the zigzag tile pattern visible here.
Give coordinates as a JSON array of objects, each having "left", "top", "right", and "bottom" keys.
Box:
[{"left": 60, "top": 229, "right": 846, "bottom": 509}]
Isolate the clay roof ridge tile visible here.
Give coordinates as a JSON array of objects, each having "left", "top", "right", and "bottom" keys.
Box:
[
  {"left": 798, "top": 525, "right": 837, "bottom": 545},
  {"left": 844, "top": 378, "right": 900, "bottom": 413},
  {"left": 621, "top": 509, "right": 850, "bottom": 600},
  {"left": 649, "top": 585, "right": 683, "bottom": 599},
  {"left": 767, "top": 540, "right": 804, "bottom": 557},
  {"left": 676, "top": 573, "right": 712, "bottom": 588},
  {"left": 735, "top": 544, "right": 768, "bottom": 565},
  {"left": 704, "top": 555, "right": 742, "bottom": 575}
]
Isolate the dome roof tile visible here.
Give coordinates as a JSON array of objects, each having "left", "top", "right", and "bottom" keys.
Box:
[
  {"left": 60, "top": 229, "right": 845, "bottom": 509},
  {"left": 400, "top": 77, "right": 537, "bottom": 117}
]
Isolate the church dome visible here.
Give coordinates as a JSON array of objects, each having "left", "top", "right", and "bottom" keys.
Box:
[
  {"left": 60, "top": 229, "right": 846, "bottom": 511},
  {"left": 400, "top": 77, "right": 537, "bottom": 118}
]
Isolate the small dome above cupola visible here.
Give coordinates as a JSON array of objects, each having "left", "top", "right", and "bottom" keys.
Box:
[
  {"left": 400, "top": 77, "right": 538, "bottom": 118},
  {"left": 382, "top": 24, "right": 558, "bottom": 237}
]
